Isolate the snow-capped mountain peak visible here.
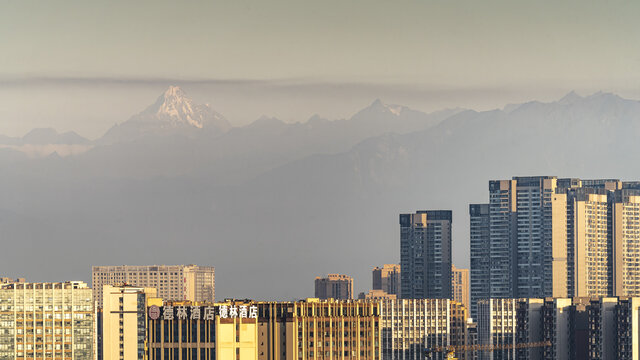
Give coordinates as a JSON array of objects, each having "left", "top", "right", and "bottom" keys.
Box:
[
  {"left": 140, "top": 85, "right": 212, "bottom": 129},
  {"left": 98, "top": 86, "right": 232, "bottom": 144}
]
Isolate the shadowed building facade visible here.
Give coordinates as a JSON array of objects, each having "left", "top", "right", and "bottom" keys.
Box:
[
  {"left": 470, "top": 177, "right": 640, "bottom": 317},
  {"left": 400, "top": 211, "right": 452, "bottom": 299}
]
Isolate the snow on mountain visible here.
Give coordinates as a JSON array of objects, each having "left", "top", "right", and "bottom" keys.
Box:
[{"left": 99, "top": 86, "right": 232, "bottom": 144}]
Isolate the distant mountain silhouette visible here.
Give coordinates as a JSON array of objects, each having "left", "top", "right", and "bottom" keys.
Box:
[{"left": 1, "top": 90, "right": 639, "bottom": 299}]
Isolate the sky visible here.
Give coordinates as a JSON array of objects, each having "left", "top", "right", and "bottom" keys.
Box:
[{"left": 1, "top": 0, "right": 640, "bottom": 138}]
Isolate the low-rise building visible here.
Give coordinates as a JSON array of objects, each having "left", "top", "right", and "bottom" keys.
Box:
[{"left": 314, "top": 274, "right": 354, "bottom": 300}]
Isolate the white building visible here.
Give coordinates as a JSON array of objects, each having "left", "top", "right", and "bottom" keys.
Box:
[{"left": 91, "top": 265, "right": 214, "bottom": 307}]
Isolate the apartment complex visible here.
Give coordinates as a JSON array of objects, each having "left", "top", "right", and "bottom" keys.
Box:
[
  {"left": 92, "top": 265, "right": 215, "bottom": 307},
  {"left": 102, "top": 285, "right": 158, "bottom": 360},
  {"left": 451, "top": 265, "right": 469, "bottom": 318},
  {"left": 400, "top": 211, "right": 452, "bottom": 299},
  {"left": 474, "top": 296, "right": 640, "bottom": 360},
  {"left": 372, "top": 265, "right": 400, "bottom": 297},
  {"left": 470, "top": 177, "right": 640, "bottom": 315},
  {"left": 612, "top": 190, "right": 640, "bottom": 296},
  {"left": 0, "top": 282, "right": 94, "bottom": 360},
  {"left": 314, "top": 274, "right": 354, "bottom": 300},
  {"left": 380, "top": 299, "right": 466, "bottom": 360}
]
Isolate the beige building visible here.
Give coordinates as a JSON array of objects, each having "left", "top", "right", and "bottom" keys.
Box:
[
  {"left": 92, "top": 265, "right": 214, "bottom": 307},
  {"left": 613, "top": 190, "right": 640, "bottom": 296},
  {"left": 314, "top": 274, "right": 353, "bottom": 299},
  {"left": 568, "top": 189, "right": 610, "bottom": 297},
  {"left": 372, "top": 264, "right": 400, "bottom": 297},
  {"left": 451, "top": 265, "right": 470, "bottom": 317},
  {"left": 258, "top": 299, "right": 380, "bottom": 360},
  {"left": 0, "top": 282, "right": 94, "bottom": 360},
  {"left": 102, "top": 285, "right": 159, "bottom": 360},
  {"left": 360, "top": 289, "right": 397, "bottom": 300}
]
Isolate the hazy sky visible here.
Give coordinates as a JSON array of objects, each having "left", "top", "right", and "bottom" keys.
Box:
[
  {"left": 1, "top": 0, "right": 640, "bottom": 137},
  {"left": 2, "top": 0, "right": 640, "bottom": 299}
]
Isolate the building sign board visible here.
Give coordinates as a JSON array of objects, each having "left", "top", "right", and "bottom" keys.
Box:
[{"left": 153, "top": 305, "right": 258, "bottom": 320}]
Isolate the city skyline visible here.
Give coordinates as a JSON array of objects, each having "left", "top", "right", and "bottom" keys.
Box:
[{"left": 3, "top": 1, "right": 640, "bottom": 358}]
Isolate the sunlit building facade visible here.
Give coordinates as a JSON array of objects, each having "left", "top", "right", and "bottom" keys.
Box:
[
  {"left": 314, "top": 274, "right": 354, "bottom": 300},
  {"left": 102, "top": 285, "right": 158, "bottom": 360},
  {"left": 92, "top": 265, "right": 215, "bottom": 307},
  {"left": 380, "top": 299, "right": 466, "bottom": 360},
  {"left": 0, "top": 282, "right": 94, "bottom": 360},
  {"left": 372, "top": 265, "right": 400, "bottom": 298}
]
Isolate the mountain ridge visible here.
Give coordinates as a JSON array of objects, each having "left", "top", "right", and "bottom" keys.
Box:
[{"left": 2, "top": 90, "right": 640, "bottom": 299}]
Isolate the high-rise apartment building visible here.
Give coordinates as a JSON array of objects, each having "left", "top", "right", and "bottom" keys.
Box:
[
  {"left": 451, "top": 265, "right": 469, "bottom": 318},
  {"left": 92, "top": 264, "right": 214, "bottom": 307},
  {"left": 612, "top": 190, "right": 640, "bottom": 296},
  {"left": 567, "top": 188, "right": 611, "bottom": 297},
  {"left": 0, "top": 282, "right": 94, "bottom": 360},
  {"left": 474, "top": 296, "right": 640, "bottom": 360},
  {"left": 400, "top": 210, "right": 452, "bottom": 299},
  {"left": 314, "top": 274, "right": 353, "bottom": 299},
  {"left": 489, "top": 177, "right": 568, "bottom": 299},
  {"left": 469, "top": 203, "right": 490, "bottom": 321},
  {"left": 470, "top": 176, "right": 640, "bottom": 313},
  {"left": 372, "top": 264, "right": 400, "bottom": 297},
  {"left": 102, "top": 285, "right": 158, "bottom": 360}
]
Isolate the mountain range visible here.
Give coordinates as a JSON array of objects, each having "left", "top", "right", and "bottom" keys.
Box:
[{"left": 2, "top": 87, "right": 640, "bottom": 300}]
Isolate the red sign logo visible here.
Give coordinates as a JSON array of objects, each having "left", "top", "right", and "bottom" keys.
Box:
[{"left": 148, "top": 305, "right": 160, "bottom": 320}]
